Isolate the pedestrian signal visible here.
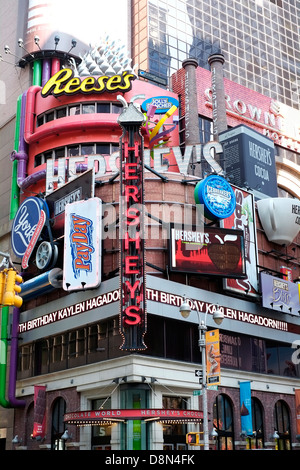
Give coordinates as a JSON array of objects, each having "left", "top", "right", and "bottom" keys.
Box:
[{"left": 186, "top": 432, "right": 200, "bottom": 445}]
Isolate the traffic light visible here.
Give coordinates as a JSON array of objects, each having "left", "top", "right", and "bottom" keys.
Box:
[
  {"left": 2, "top": 269, "right": 23, "bottom": 308},
  {"left": 186, "top": 432, "right": 200, "bottom": 445},
  {"left": 0, "top": 270, "right": 6, "bottom": 304}
]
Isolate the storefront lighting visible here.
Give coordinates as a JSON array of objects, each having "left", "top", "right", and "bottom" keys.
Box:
[
  {"left": 18, "top": 38, "right": 34, "bottom": 58},
  {"left": 34, "top": 35, "right": 41, "bottom": 50}
]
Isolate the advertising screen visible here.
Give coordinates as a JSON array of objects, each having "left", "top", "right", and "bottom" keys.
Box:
[{"left": 169, "top": 224, "right": 246, "bottom": 278}]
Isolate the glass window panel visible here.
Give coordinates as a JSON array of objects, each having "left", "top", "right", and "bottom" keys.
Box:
[
  {"left": 82, "top": 103, "right": 95, "bottom": 114},
  {"left": 97, "top": 103, "right": 110, "bottom": 113},
  {"left": 57, "top": 107, "right": 67, "bottom": 119},
  {"left": 46, "top": 111, "right": 54, "bottom": 122},
  {"left": 69, "top": 105, "right": 80, "bottom": 115}
]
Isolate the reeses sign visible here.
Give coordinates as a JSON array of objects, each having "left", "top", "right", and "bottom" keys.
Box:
[{"left": 41, "top": 68, "right": 136, "bottom": 98}]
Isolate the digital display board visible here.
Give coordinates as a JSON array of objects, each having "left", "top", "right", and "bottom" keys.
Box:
[{"left": 169, "top": 224, "right": 246, "bottom": 278}]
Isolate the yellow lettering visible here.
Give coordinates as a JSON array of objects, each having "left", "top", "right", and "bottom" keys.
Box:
[
  {"left": 106, "top": 74, "right": 122, "bottom": 91},
  {"left": 41, "top": 68, "right": 136, "bottom": 98},
  {"left": 119, "top": 71, "right": 135, "bottom": 91},
  {"left": 41, "top": 69, "right": 73, "bottom": 97},
  {"left": 96, "top": 75, "right": 109, "bottom": 92},
  {"left": 63, "top": 77, "right": 81, "bottom": 94},
  {"left": 81, "top": 76, "right": 97, "bottom": 93}
]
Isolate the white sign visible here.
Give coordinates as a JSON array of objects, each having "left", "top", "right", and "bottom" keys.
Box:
[{"left": 63, "top": 197, "right": 102, "bottom": 291}]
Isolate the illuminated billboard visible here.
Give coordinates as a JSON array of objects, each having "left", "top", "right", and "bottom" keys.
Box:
[{"left": 169, "top": 224, "right": 246, "bottom": 278}]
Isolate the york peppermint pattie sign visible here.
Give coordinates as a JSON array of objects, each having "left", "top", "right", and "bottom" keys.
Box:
[{"left": 11, "top": 197, "right": 48, "bottom": 268}]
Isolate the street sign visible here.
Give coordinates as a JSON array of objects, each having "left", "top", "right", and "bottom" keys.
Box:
[
  {"left": 195, "top": 369, "right": 203, "bottom": 377},
  {"left": 138, "top": 69, "right": 167, "bottom": 86}
]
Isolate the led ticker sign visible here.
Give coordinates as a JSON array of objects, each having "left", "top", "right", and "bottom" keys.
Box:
[
  {"left": 41, "top": 68, "right": 136, "bottom": 98},
  {"left": 170, "top": 224, "right": 246, "bottom": 278},
  {"left": 118, "top": 102, "right": 147, "bottom": 350}
]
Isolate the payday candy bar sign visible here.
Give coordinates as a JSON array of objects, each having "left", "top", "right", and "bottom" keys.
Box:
[{"left": 63, "top": 198, "right": 102, "bottom": 291}]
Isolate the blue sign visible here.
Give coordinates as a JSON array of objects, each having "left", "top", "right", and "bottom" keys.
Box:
[
  {"left": 194, "top": 175, "right": 236, "bottom": 220},
  {"left": 11, "top": 197, "right": 49, "bottom": 258},
  {"left": 141, "top": 96, "right": 179, "bottom": 114},
  {"left": 240, "top": 381, "right": 253, "bottom": 436}
]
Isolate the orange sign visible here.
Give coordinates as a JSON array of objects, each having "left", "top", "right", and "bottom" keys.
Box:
[{"left": 205, "top": 329, "right": 221, "bottom": 385}]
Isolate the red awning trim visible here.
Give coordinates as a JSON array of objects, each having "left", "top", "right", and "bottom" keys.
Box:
[{"left": 64, "top": 408, "right": 203, "bottom": 424}]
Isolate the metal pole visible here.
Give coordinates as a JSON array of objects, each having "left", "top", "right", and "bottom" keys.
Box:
[{"left": 198, "top": 314, "right": 209, "bottom": 450}]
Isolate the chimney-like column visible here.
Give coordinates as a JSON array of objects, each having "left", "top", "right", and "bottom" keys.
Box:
[
  {"left": 208, "top": 53, "right": 228, "bottom": 141},
  {"left": 182, "top": 58, "right": 200, "bottom": 175},
  {"left": 182, "top": 58, "right": 199, "bottom": 146}
]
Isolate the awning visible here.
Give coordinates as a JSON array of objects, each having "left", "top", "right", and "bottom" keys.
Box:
[{"left": 64, "top": 409, "right": 203, "bottom": 425}]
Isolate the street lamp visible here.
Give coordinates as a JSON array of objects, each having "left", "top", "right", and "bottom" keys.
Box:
[{"left": 179, "top": 296, "right": 224, "bottom": 450}]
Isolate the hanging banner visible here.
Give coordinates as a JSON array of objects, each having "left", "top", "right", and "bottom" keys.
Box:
[
  {"left": 295, "top": 389, "right": 300, "bottom": 436},
  {"left": 32, "top": 385, "right": 47, "bottom": 439},
  {"left": 240, "top": 381, "right": 253, "bottom": 436},
  {"left": 205, "top": 329, "right": 221, "bottom": 385}
]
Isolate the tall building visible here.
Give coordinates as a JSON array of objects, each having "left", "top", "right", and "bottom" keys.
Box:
[
  {"left": 133, "top": 0, "right": 300, "bottom": 110},
  {"left": 1, "top": 0, "right": 300, "bottom": 452}
]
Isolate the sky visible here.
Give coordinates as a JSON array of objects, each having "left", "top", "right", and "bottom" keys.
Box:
[{"left": 26, "top": 0, "right": 130, "bottom": 52}]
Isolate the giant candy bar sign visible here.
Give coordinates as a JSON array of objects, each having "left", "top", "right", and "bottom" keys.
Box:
[{"left": 63, "top": 198, "right": 102, "bottom": 291}]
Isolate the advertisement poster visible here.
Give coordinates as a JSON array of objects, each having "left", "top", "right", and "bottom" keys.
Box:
[
  {"left": 240, "top": 381, "right": 253, "bottom": 436},
  {"left": 32, "top": 385, "right": 47, "bottom": 439},
  {"left": 221, "top": 187, "right": 259, "bottom": 297},
  {"left": 63, "top": 197, "right": 102, "bottom": 291},
  {"left": 260, "top": 272, "right": 300, "bottom": 316},
  {"left": 205, "top": 329, "right": 221, "bottom": 385}
]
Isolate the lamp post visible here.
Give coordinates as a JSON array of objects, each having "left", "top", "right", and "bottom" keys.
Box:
[{"left": 179, "top": 296, "right": 224, "bottom": 450}]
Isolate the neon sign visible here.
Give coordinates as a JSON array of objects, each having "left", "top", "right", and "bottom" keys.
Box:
[
  {"left": 41, "top": 68, "right": 136, "bottom": 98},
  {"left": 118, "top": 102, "right": 147, "bottom": 350}
]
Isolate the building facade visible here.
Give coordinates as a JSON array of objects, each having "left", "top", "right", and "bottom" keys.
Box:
[{"left": 1, "top": 0, "right": 300, "bottom": 452}]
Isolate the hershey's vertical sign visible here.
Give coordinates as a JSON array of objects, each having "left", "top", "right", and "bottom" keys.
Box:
[{"left": 118, "top": 101, "right": 147, "bottom": 350}]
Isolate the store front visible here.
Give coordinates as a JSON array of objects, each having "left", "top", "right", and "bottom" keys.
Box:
[{"left": 64, "top": 388, "right": 203, "bottom": 451}]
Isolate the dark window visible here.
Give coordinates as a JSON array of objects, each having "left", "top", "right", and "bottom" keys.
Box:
[
  {"left": 36, "top": 115, "right": 44, "bottom": 127},
  {"left": 57, "top": 107, "right": 67, "bottom": 119},
  {"left": 274, "top": 400, "right": 291, "bottom": 450},
  {"left": 213, "top": 394, "right": 235, "bottom": 450},
  {"left": 51, "top": 398, "right": 66, "bottom": 450},
  {"left": 97, "top": 103, "right": 110, "bottom": 113},
  {"left": 45, "top": 111, "right": 55, "bottom": 122}
]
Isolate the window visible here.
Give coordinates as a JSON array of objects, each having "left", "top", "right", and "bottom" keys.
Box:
[
  {"left": 247, "top": 398, "right": 264, "bottom": 449},
  {"left": 56, "top": 107, "right": 67, "bottom": 119},
  {"left": 213, "top": 394, "right": 234, "bottom": 450},
  {"left": 91, "top": 398, "right": 112, "bottom": 450},
  {"left": 82, "top": 103, "right": 95, "bottom": 114},
  {"left": 274, "top": 400, "right": 291, "bottom": 450},
  {"left": 162, "top": 396, "right": 187, "bottom": 450},
  {"left": 51, "top": 398, "right": 67, "bottom": 450}
]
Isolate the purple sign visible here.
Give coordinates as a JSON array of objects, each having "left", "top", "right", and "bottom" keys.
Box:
[{"left": 260, "top": 272, "right": 300, "bottom": 316}]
